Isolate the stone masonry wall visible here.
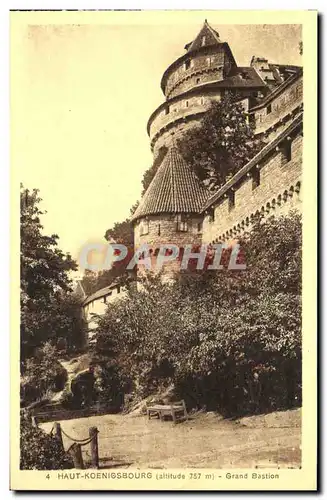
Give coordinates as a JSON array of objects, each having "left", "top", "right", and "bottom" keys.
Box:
[
  {"left": 253, "top": 75, "right": 303, "bottom": 139},
  {"left": 202, "top": 132, "right": 302, "bottom": 244},
  {"left": 134, "top": 214, "right": 204, "bottom": 276},
  {"left": 165, "top": 48, "right": 225, "bottom": 98},
  {"left": 134, "top": 213, "right": 204, "bottom": 248},
  {"left": 151, "top": 92, "right": 250, "bottom": 156}
]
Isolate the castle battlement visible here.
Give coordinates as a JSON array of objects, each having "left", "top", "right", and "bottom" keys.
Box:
[{"left": 132, "top": 21, "right": 303, "bottom": 272}]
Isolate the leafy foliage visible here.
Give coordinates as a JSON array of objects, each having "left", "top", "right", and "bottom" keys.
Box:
[
  {"left": 104, "top": 219, "right": 134, "bottom": 247},
  {"left": 177, "top": 93, "right": 265, "bottom": 190},
  {"left": 20, "top": 414, "right": 73, "bottom": 470},
  {"left": 141, "top": 145, "right": 168, "bottom": 195},
  {"left": 20, "top": 186, "right": 79, "bottom": 360},
  {"left": 20, "top": 342, "right": 68, "bottom": 406},
  {"left": 92, "top": 213, "right": 302, "bottom": 416}
]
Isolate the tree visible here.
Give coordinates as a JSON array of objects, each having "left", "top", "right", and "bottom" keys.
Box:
[
  {"left": 141, "top": 145, "right": 168, "bottom": 195},
  {"left": 20, "top": 186, "right": 78, "bottom": 359},
  {"left": 104, "top": 219, "right": 134, "bottom": 247},
  {"left": 91, "top": 213, "right": 302, "bottom": 416},
  {"left": 80, "top": 269, "right": 98, "bottom": 296},
  {"left": 177, "top": 93, "right": 264, "bottom": 190}
]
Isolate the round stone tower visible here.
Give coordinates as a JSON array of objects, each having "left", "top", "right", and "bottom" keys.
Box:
[
  {"left": 131, "top": 143, "right": 210, "bottom": 276},
  {"left": 132, "top": 21, "right": 268, "bottom": 276},
  {"left": 148, "top": 20, "right": 266, "bottom": 159}
]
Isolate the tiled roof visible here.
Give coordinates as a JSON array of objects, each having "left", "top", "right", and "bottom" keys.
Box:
[
  {"left": 131, "top": 145, "right": 210, "bottom": 222},
  {"left": 186, "top": 20, "right": 221, "bottom": 53},
  {"left": 249, "top": 68, "right": 302, "bottom": 112},
  {"left": 82, "top": 282, "right": 119, "bottom": 307},
  {"left": 218, "top": 67, "right": 267, "bottom": 88}
]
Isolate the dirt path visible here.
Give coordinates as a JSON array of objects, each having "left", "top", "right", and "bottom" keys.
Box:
[{"left": 40, "top": 409, "right": 301, "bottom": 469}]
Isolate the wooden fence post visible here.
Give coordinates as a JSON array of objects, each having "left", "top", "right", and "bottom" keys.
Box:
[
  {"left": 54, "top": 422, "right": 64, "bottom": 449},
  {"left": 70, "top": 443, "right": 84, "bottom": 469},
  {"left": 89, "top": 426, "right": 99, "bottom": 469}
]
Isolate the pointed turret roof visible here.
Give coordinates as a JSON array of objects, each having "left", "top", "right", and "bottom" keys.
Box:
[
  {"left": 131, "top": 144, "right": 210, "bottom": 222},
  {"left": 184, "top": 20, "right": 221, "bottom": 52}
]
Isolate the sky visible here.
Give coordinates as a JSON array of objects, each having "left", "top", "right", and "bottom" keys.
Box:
[{"left": 12, "top": 13, "right": 302, "bottom": 265}]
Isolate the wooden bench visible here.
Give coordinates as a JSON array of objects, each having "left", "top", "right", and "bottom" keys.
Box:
[{"left": 146, "top": 400, "right": 188, "bottom": 423}]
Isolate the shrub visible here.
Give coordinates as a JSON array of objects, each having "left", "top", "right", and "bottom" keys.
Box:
[
  {"left": 93, "top": 365, "right": 126, "bottom": 410},
  {"left": 20, "top": 343, "right": 68, "bottom": 406},
  {"left": 20, "top": 414, "right": 73, "bottom": 470},
  {"left": 92, "top": 214, "right": 302, "bottom": 417}
]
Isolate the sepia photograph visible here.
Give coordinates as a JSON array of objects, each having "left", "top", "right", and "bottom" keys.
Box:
[{"left": 10, "top": 9, "right": 317, "bottom": 491}]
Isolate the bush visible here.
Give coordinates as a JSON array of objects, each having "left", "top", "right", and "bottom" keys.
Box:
[
  {"left": 60, "top": 386, "right": 79, "bottom": 410},
  {"left": 92, "top": 214, "right": 302, "bottom": 417},
  {"left": 20, "top": 343, "right": 68, "bottom": 406},
  {"left": 93, "top": 365, "right": 125, "bottom": 410},
  {"left": 20, "top": 414, "right": 73, "bottom": 470}
]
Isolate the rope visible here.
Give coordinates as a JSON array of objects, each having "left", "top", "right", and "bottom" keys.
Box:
[
  {"left": 65, "top": 435, "right": 95, "bottom": 452},
  {"left": 60, "top": 427, "right": 98, "bottom": 446}
]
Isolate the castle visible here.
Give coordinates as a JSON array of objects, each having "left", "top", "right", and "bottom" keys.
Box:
[
  {"left": 82, "top": 21, "right": 303, "bottom": 328},
  {"left": 131, "top": 20, "right": 303, "bottom": 267}
]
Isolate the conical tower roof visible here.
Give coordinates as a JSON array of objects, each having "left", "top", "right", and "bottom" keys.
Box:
[
  {"left": 132, "top": 145, "right": 210, "bottom": 222},
  {"left": 184, "top": 20, "right": 222, "bottom": 52}
]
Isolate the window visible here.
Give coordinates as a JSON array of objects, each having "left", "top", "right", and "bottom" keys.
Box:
[
  {"left": 140, "top": 219, "right": 149, "bottom": 236},
  {"left": 185, "top": 100, "right": 189, "bottom": 108},
  {"left": 228, "top": 191, "right": 235, "bottom": 211},
  {"left": 201, "top": 36, "right": 206, "bottom": 46},
  {"left": 266, "top": 103, "right": 272, "bottom": 114},
  {"left": 206, "top": 57, "right": 211, "bottom": 66},
  {"left": 196, "top": 78, "right": 201, "bottom": 84},
  {"left": 157, "top": 223, "right": 161, "bottom": 236},
  {"left": 197, "top": 222, "right": 203, "bottom": 233},
  {"left": 284, "top": 141, "right": 292, "bottom": 162},
  {"left": 176, "top": 214, "right": 188, "bottom": 232},
  {"left": 252, "top": 169, "right": 260, "bottom": 190},
  {"left": 185, "top": 60, "right": 191, "bottom": 70},
  {"left": 165, "top": 106, "right": 170, "bottom": 115},
  {"left": 200, "top": 97, "right": 205, "bottom": 105}
]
